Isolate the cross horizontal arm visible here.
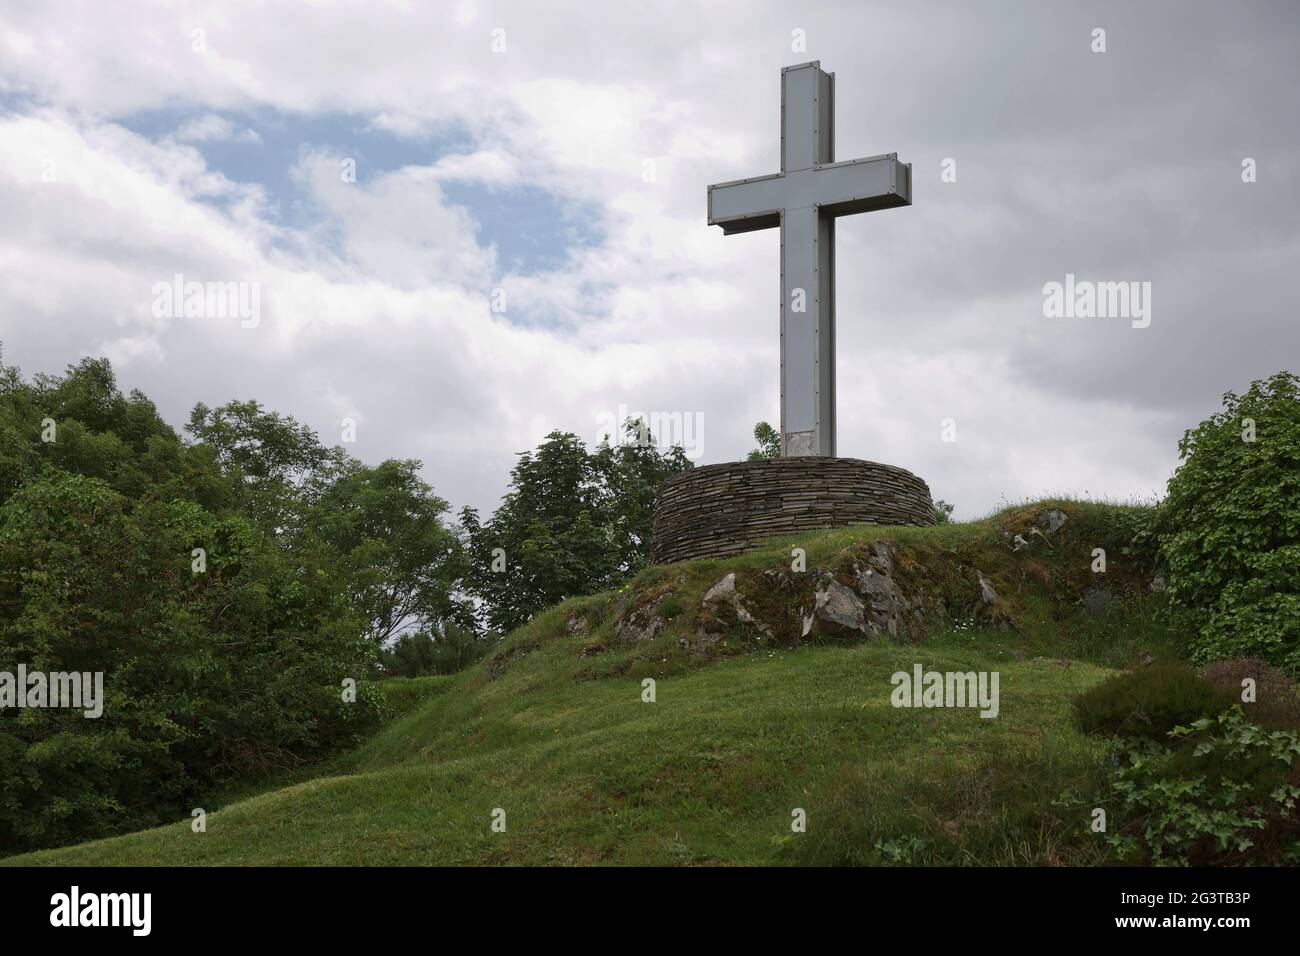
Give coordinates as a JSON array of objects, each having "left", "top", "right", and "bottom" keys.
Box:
[{"left": 707, "top": 153, "right": 911, "bottom": 235}]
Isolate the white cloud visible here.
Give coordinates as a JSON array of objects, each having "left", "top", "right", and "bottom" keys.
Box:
[
  {"left": 0, "top": 1, "right": 1295, "bottom": 522},
  {"left": 290, "top": 149, "right": 496, "bottom": 291},
  {"left": 426, "top": 149, "right": 520, "bottom": 186},
  {"left": 99, "top": 333, "right": 166, "bottom": 368},
  {"left": 173, "top": 113, "right": 260, "bottom": 144}
]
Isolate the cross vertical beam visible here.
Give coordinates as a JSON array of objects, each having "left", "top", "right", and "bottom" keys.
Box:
[{"left": 781, "top": 63, "right": 835, "bottom": 457}]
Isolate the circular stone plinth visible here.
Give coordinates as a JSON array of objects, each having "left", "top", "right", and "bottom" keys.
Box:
[{"left": 651, "top": 457, "right": 935, "bottom": 565}]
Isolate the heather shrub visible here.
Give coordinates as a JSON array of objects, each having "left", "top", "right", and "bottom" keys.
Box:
[{"left": 1073, "top": 662, "right": 1234, "bottom": 741}]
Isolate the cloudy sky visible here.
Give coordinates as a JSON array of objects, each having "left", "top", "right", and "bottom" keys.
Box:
[{"left": 1, "top": 0, "right": 1296, "bottom": 520}]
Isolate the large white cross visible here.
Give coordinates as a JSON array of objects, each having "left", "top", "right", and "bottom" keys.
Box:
[{"left": 708, "top": 61, "right": 911, "bottom": 457}]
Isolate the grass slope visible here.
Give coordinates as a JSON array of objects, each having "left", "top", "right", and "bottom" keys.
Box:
[{"left": 6, "top": 500, "right": 1177, "bottom": 866}]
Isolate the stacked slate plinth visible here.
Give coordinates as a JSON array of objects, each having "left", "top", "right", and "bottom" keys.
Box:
[{"left": 651, "top": 457, "right": 934, "bottom": 565}]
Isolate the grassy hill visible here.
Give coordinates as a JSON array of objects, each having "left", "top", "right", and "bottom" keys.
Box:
[{"left": 4, "top": 500, "right": 1180, "bottom": 866}]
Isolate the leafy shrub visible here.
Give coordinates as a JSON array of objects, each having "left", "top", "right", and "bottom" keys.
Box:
[
  {"left": 1156, "top": 371, "right": 1300, "bottom": 671},
  {"left": 1086, "top": 501, "right": 1161, "bottom": 569},
  {"left": 1074, "top": 662, "right": 1234, "bottom": 741},
  {"left": 1100, "top": 708, "right": 1300, "bottom": 865},
  {"left": 1199, "top": 657, "right": 1300, "bottom": 731}
]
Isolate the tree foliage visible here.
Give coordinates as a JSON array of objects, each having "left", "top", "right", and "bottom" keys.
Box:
[
  {"left": 746, "top": 421, "right": 780, "bottom": 460},
  {"left": 307, "top": 458, "right": 471, "bottom": 643},
  {"left": 0, "top": 349, "right": 463, "bottom": 853},
  {"left": 461, "top": 421, "right": 691, "bottom": 634},
  {"left": 1156, "top": 371, "right": 1300, "bottom": 670}
]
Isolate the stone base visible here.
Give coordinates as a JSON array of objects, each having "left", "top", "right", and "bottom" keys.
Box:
[{"left": 651, "top": 457, "right": 935, "bottom": 565}]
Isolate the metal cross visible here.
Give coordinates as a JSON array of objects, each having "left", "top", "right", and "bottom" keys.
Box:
[{"left": 708, "top": 61, "right": 911, "bottom": 457}]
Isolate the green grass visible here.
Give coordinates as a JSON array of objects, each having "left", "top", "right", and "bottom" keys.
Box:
[
  {"left": 4, "top": 640, "right": 1112, "bottom": 866},
  {"left": 3, "top": 500, "right": 1180, "bottom": 866}
]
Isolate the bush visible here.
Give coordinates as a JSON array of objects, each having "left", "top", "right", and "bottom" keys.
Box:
[
  {"left": 1099, "top": 708, "right": 1300, "bottom": 865},
  {"left": 1199, "top": 657, "right": 1300, "bottom": 731},
  {"left": 1156, "top": 371, "right": 1300, "bottom": 671},
  {"left": 1074, "top": 662, "right": 1234, "bottom": 741}
]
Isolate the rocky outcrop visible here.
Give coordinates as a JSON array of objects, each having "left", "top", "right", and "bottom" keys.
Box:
[
  {"left": 616, "top": 602, "right": 669, "bottom": 643},
  {"left": 678, "top": 538, "right": 986, "bottom": 647},
  {"left": 616, "top": 508, "right": 1146, "bottom": 655},
  {"left": 1037, "top": 509, "right": 1068, "bottom": 535},
  {"left": 701, "top": 572, "right": 774, "bottom": 638},
  {"left": 1004, "top": 507, "right": 1069, "bottom": 553}
]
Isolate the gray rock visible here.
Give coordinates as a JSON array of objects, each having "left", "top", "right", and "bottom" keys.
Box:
[
  {"left": 854, "top": 562, "right": 908, "bottom": 638},
  {"left": 1149, "top": 575, "right": 1167, "bottom": 593},
  {"left": 973, "top": 570, "right": 1016, "bottom": 629},
  {"left": 865, "top": 539, "right": 894, "bottom": 575},
  {"left": 1011, "top": 534, "right": 1031, "bottom": 552},
  {"left": 702, "top": 572, "right": 738, "bottom": 604},
  {"left": 565, "top": 613, "right": 590, "bottom": 636},
  {"left": 1037, "top": 509, "right": 1068, "bottom": 534},
  {"left": 814, "top": 577, "right": 867, "bottom": 633}
]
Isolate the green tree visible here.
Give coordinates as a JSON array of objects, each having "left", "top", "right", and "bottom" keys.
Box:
[
  {"left": 593, "top": 420, "right": 693, "bottom": 576},
  {"left": 1156, "top": 371, "right": 1300, "bottom": 670},
  {"left": 461, "top": 420, "right": 691, "bottom": 633},
  {"left": 188, "top": 400, "right": 470, "bottom": 643},
  {"left": 932, "top": 500, "right": 955, "bottom": 525},
  {"left": 461, "top": 431, "right": 612, "bottom": 634},
  {"left": 307, "top": 457, "right": 472, "bottom": 643},
  {"left": 186, "top": 399, "right": 332, "bottom": 532},
  {"left": 746, "top": 421, "right": 780, "bottom": 460}
]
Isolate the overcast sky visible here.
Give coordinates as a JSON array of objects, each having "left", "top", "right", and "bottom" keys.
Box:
[{"left": 1, "top": 0, "right": 1296, "bottom": 520}]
